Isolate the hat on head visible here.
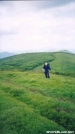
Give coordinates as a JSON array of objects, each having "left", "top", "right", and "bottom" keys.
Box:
[{"left": 45, "top": 62, "right": 47, "bottom": 65}]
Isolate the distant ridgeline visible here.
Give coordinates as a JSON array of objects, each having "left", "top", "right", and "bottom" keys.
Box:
[
  {"left": 0, "top": 52, "right": 75, "bottom": 77},
  {"left": 0, "top": 52, "right": 14, "bottom": 59}
]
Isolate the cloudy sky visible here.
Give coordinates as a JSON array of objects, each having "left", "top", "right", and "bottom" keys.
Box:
[{"left": 0, "top": 0, "right": 75, "bottom": 54}]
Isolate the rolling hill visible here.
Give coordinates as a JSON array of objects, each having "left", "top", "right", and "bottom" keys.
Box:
[
  {"left": 0, "top": 52, "right": 75, "bottom": 76},
  {"left": 0, "top": 52, "right": 75, "bottom": 134}
]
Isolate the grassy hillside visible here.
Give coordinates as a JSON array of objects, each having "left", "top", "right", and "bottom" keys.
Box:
[
  {"left": 0, "top": 52, "right": 75, "bottom": 76},
  {"left": 51, "top": 52, "right": 75, "bottom": 76},
  {"left": 0, "top": 52, "right": 54, "bottom": 71},
  {"left": 0, "top": 52, "right": 75, "bottom": 134},
  {"left": 0, "top": 71, "right": 75, "bottom": 134}
]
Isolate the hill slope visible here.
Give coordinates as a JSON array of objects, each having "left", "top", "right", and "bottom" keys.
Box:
[
  {"left": 0, "top": 71, "right": 75, "bottom": 134},
  {"left": 0, "top": 52, "right": 75, "bottom": 133},
  {"left": 0, "top": 52, "right": 75, "bottom": 77},
  {"left": 0, "top": 52, "right": 54, "bottom": 71}
]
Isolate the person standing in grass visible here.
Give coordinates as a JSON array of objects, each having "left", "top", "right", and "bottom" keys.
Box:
[{"left": 43, "top": 62, "right": 51, "bottom": 78}]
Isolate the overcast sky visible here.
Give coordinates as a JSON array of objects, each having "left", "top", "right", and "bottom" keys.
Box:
[{"left": 0, "top": 0, "right": 75, "bottom": 54}]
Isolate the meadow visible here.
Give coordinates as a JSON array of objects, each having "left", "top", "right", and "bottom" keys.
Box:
[{"left": 0, "top": 52, "right": 75, "bottom": 134}]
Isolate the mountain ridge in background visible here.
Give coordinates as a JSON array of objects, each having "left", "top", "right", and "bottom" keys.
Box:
[
  {"left": 0, "top": 49, "right": 75, "bottom": 59},
  {"left": 0, "top": 52, "right": 14, "bottom": 59}
]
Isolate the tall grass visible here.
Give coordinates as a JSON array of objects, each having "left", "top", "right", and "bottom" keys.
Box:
[
  {"left": 0, "top": 52, "right": 75, "bottom": 133},
  {"left": 0, "top": 71, "right": 75, "bottom": 134}
]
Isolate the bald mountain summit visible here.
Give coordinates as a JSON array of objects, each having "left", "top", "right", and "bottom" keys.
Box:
[
  {"left": 0, "top": 52, "right": 75, "bottom": 77},
  {"left": 0, "top": 52, "right": 75, "bottom": 134}
]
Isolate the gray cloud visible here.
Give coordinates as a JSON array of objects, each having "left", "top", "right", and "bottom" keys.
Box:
[
  {"left": 1, "top": 0, "right": 75, "bottom": 13},
  {"left": 0, "top": 30, "right": 17, "bottom": 36},
  {"left": 33, "top": 0, "right": 75, "bottom": 9},
  {"left": 0, "top": 1, "right": 13, "bottom": 6},
  {"left": 0, "top": 1, "right": 75, "bottom": 53}
]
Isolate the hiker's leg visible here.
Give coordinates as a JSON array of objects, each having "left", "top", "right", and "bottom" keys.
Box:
[
  {"left": 48, "top": 71, "right": 50, "bottom": 78},
  {"left": 45, "top": 72, "right": 47, "bottom": 78}
]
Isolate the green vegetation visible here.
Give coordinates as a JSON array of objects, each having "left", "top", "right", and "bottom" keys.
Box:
[
  {"left": 0, "top": 52, "right": 75, "bottom": 134},
  {"left": 0, "top": 52, "right": 54, "bottom": 71},
  {"left": 51, "top": 52, "right": 75, "bottom": 77},
  {"left": 0, "top": 52, "right": 75, "bottom": 77}
]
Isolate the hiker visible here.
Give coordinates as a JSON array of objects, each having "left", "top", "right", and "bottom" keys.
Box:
[{"left": 43, "top": 62, "right": 51, "bottom": 78}]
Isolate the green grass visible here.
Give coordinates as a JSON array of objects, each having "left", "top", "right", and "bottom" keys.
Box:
[
  {"left": 0, "top": 52, "right": 54, "bottom": 71},
  {"left": 0, "top": 52, "right": 75, "bottom": 134},
  {"left": 0, "top": 52, "right": 75, "bottom": 77},
  {"left": 0, "top": 70, "right": 75, "bottom": 134},
  {"left": 1, "top": 91, "right": 63, "bottom": 134},
  {"left": 50, "top": 52, "right": 75, "bottom": 77}
]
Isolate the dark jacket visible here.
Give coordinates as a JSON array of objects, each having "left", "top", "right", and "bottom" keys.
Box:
[{"left": 43, "top": 64, "right": 51, "bottom": 72}]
